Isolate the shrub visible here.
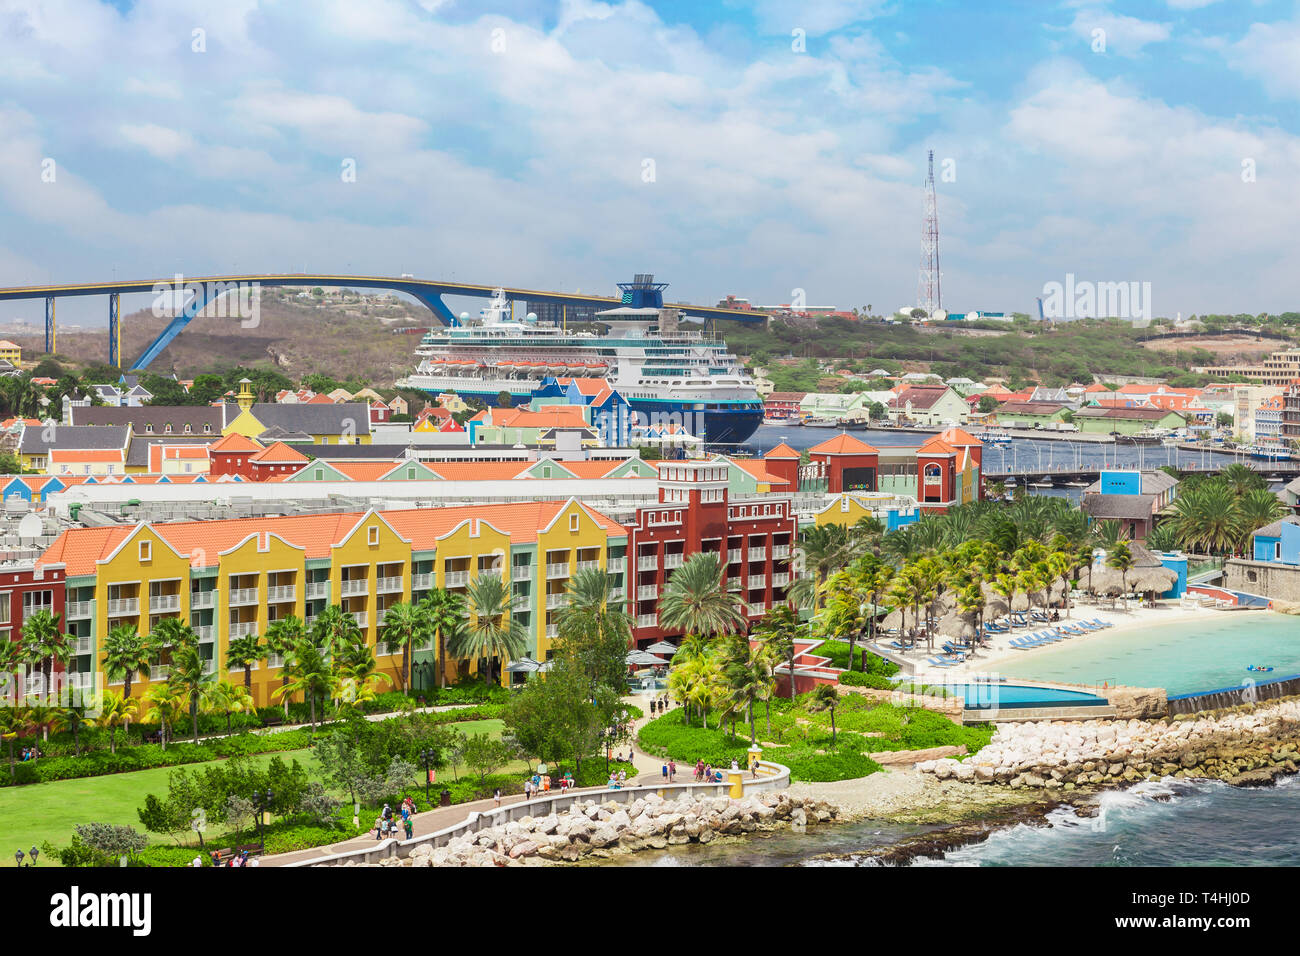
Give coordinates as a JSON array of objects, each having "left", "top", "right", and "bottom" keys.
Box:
[{"left": 838, "top": 671, "right": 897, "bottom": 690}]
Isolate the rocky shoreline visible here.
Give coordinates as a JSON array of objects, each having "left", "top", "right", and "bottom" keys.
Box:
[
  {"left": 918, "top": 698, "right": 1300, "bottom": 791},
  {"left": 337, "top": 791, "right": 839, "bottom": 867}
]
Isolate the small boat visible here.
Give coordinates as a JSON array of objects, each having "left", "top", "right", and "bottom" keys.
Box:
[
  {"left": 975, "top": 429, "right": 1012, "bottom": 445},
  {"left": 801, "top": 417, "right": 839, "bottom": 428},
  {"left": 1247, "top": 665, "right": 1274, "bottom": 673},
  {"left": 1117, "top": 428, "right": 1164, "bottom": 445},
  {"left": 1243, "top": 444, "right": 1293, "bottom": 462}
]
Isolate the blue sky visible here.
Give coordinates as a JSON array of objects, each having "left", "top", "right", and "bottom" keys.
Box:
[{"left": 1, "top": 0, "right": 1299, "bottom": 331}]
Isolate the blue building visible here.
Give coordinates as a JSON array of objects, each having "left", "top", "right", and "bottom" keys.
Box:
[{"left": 1252, "top": 516, "right": 1300, "bottom": 566}]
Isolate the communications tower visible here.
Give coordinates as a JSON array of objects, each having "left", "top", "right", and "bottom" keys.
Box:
[{"left": 918, "top": 150, "right": 941, "bottom": 318}]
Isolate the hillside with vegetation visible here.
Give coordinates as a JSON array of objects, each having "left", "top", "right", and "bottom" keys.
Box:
[
  {"left": 722, "top": 314, "right": 1300, "bottom": 391},
  {"left": 11, "top": 287, "right": 432, "bottom": 386}
]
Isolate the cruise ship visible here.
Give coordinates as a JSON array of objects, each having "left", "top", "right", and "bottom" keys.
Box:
[{"left": 397, "top": 275, "right": 765, "bottom": 445}]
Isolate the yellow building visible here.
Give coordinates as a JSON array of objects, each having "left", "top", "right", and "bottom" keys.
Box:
[
  {"left": 222, "top": 380, "right": 374, "bottom": 445},
  {"left": 0, "top": 340, "right": 21, "bottom": 365},
  {"left": 41, "top": 499, "right": 628, "bottom": 706},
  {"left": 807, "top": 492, "right": 920, "bottom": 532}
]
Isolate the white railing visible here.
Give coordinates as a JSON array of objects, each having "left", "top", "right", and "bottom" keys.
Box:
[
  {"left": 107, "top": 597, "right": 139, "bottom": 616},
  {"left": 772, "top": 545, "right": 791, "bottom": 559},
  {"left": 194, "top": 625, "right": 214, "bottom": 642},
  {"left": 545, "top": 624, "right": 558, "bottom": 639},
  {"left": 727, "top": 579, "right": 742, "bottom": 591},
  {"left": 727, "top": 549, "right": 742, "bottom": 563},
  {"left": 376, "top": 576, "right": 403, "bottom": 594},
  {"left": 546, "top": 563, "right": 569, "bottom": 579},
  {"left": 229, "top": 621, "right": 258, "bottom": 638},
  {"left": 267, "top": 584, "right": 296, "bottom": 603},
  {"left": 351, "top": 611, "right": 368, "bottom": 628},
  {"left": 202, "top": 660, "right": 216, "bottom": 675},
  {"left": 512, "top": 593, "right": 531, "bottom": 610},
  {"left": 609, "top": 588, "right": 625, "bottom": 601},
  {"left": 375, "top": 641, "right": 398, "bottom": 657},
  {"left": 771, "top": 573, "right": 790, "bottom": 587},
  {"left": 69, "top": 672, "right": 93, "bottom": 690},
  {"left": 636, "top": 614, "right": 657, "bottom": 628},
  {"left": 412, "top": 573, "right": 434, "bottom": 591},
  {"left": 65, "top": 600, "right": 93, "bottom": 619},
  {"left": 444, "top": 570, "right": 469, "bottom": 588},
  {"left": 150, "top": 665, "right": 170, "bottom": 682},
  {"left": 306, "top": 581, "right": 330, "bottom": 600},
  {"left": 511, "top": 564, "right": 532, "bottom": 581},
  {"left": 228, "top": 588, "right": 259, "bottom": 606},
  {"left": 191, "top": 590, "right": 217, "bottom": 609},
  {"left": 664, "top": 553, "right": 684, "bottom": 569},
  {"left": 606, "top": 558, "right": 625, "bottom": 574},
  {"left": 376, "top": 608, "right": 390, "bottom": 627},
  {"left": 637, "top": 585, "right": 657, "bottom": 600},
  {"left": 340, "top": 579, "right": 370, "bottom": 596},
  {"left": 72, "top": 636, "right": 93, "bottom": 655},
  {"left": 746, "top": 576, "right": 766, "bottom": 590},
  {"left": 545, "top": 593, "right": 568, "bottom": 609},
  {"left": 748, "top": 547, "right": 767, "bottom": 562},
  {"left": 637, "top": 556, "right": 658, "bottom": 570},
  {"left": 149, "top": 593, "right": 181, "bottom": 612},
  {"left": 266, "top": 653, "right": 284, "bottom": 669},
  {"left": 747, "top": 603, "right": 765, "bottom": 616},
  {"left": 304, "top": 615, "right": 317, "bottom": 628}
]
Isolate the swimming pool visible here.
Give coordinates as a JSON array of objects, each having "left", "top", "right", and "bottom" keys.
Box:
[
  {"left": 995, "top": 612, "right": 1300, "bottom": 696},
  {"left": 913, "top": 683, "right": 1109, "bottom": 710}
]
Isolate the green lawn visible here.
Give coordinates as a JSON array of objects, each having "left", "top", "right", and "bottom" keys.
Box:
[{"left": 1, "top": 717, "right": 521, "bottom": 866}]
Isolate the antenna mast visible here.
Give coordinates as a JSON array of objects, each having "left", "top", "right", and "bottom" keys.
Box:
[{"left": 918, "top": 149, "right": 941, "bottom": 318}]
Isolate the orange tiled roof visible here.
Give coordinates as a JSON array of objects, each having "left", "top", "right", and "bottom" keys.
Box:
[
  {"left": 809, "top": 433, "right": 879, "bottom": 455},
  {"left": 49, "top": 449, "right": 124, "bottom": 463},
  {"left": 249, "top": 441, "right": 310, "bottom": 464},
  {"left": 936, "top": 426, "right": 980, "bottom": 446},
  {"left": 763, "top": 442, "right": 801, "bottom": 459},
  {"left": 731, "top": 458, "right": 790, "bottom": 486},
  {"left": 209, "top": 432, "right": 264, "bottom": 453}
]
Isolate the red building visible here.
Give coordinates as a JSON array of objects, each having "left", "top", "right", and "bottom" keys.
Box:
[
  {"left": 626, "top": 460, "right": 796, "bottom": 647},
  {"left": 3, "top": 560, "right": 68, "bottom": 696},
  {"left": 207, "top": 432, "right": 264, "bottom": 478},
  {"left": 763, "top": 392, "right": 805, "bottom": 420},
  {"left": 807, "top": 433, "right": 879, "bottom": 493},
  {"left": 247, "top": 441, "right": 310, "bottom": 480}
]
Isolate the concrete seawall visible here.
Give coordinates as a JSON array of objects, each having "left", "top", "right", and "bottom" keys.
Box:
[{"left": 1167, "top": 674, "right": 1300, "bottom": 715}]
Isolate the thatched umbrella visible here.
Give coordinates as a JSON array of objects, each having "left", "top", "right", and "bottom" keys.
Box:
[
  {"left": 1131, "top": 567, "right": 1178, "bottom": 605},
  {"left": 1010, "top": 591, "right": 1030, "bottom": 613}
]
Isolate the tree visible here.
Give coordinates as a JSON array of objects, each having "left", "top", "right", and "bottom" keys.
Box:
[
  {"left": 419, "top": 589, "right": 467, "bottom": 690},
  {"left": 504, "top": 656, "right": 620, "bottom": 778},
  {"left": 378, "top": 601, "right": 427, "bottom": 693},
  {"left": 1106, "top": 541, "right": 1134, "bottom": 609},
  {"left": 753, "top": 605, "right": 799, "bottom": 700},
  {"left": 224, "top": 633, "right": 264, "bottom": 693},
  {"left": 143, "top": 684, "right": 186, "bottom": 750},
  {"left": 977, "top": 395, "right": 999, "bottom": 413},
  {"left": 656, "top": 552, "right": 745, "bottom": 643},
  {"left": 20, "top": 610, "right": 72, "bottom": 694},
  {"left": 274, "top": 640, "right": 336, "bottom": 736},
  {"left": 553, "top": 566, "right": 634, "bottom": 691},
  {"left": 461, "top": 733, "right": 512, "bottom": 783},
  {"left": 160, "top": 624, "right": 209, "bottom": 744},
  {"left": 808, "top": 683, "right": 839, "bottom": 744},
  {"left": 454, "top": 574, "right": 527, "bottom": 685},
  {"left": 102, "top": 624, "right": 154, "bottom": 711},
  {"left": 203, "top": 680, "right": 254, "bottom": 735},
  {"left": 264, "top": 616, "right": 306, "bottom": 716},
  {"left": 0, "top": 706, "right": 31, "bottom": 781},
  {"left": 93, "top": 691, "right": 139, "bottom": 754}
]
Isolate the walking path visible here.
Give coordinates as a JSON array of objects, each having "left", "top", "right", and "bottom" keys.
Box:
[{"left": 261, "top": 691, "right": 676, "bottom": 866}]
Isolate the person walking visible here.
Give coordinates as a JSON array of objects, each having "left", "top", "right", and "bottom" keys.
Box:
[
  {"left": 403, "top": 815, "right": 414, "bottom": 839},
  {"left": 668, "top": 758, "right": 676, "bottom": 781},
  {"left": 661, "top": 761, "right": 669, "bottom": 782},
  {"left": 493, "top": 787, "right": 502, "bottom": 809}
]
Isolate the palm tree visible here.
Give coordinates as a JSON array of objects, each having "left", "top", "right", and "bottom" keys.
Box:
[
  {"left": 1237, "top": 489, "right": 1286, "bottom": 542},
  {"left": 224, "top": 633, "right": 263, "bottom": 694},
  {"left": 0, "top": 706, "right": 31, "bottom": 781},
  {"left": 308, "top": 604, "right": 363, "bottom": 659},
  {"left": 20, "top": 610, "right": 71, "bottom": 694},
  {"left": 1047, "top": 551, "right": 1073, "bottom": 618},
  {"left": 167, "top": 641, "right": 214, "bottom": 745},
  {"left": 24, "top": 702, "right": 58, "bottom": 742},
  {"left": 93, "top": 691, "right": 138, "bottom": 754},
  {"left": 264, "top": 616, "right": 306, "bottom": 716},
  {"left": 274, "top": 639, "right": 336, "bottom": 736},
  {"left": 420, "top": 589, "right": 467, "bottom": 690},
  {"left": 797, "top": 524, "right": 859, "bottom": 607},
  {"left": 333, "top": 638, "right": 391, "bottom": 706},
  {"left": 143, "top": 684, "right": 186, "bottom": 749},
  {"left": 102, "top": 624, "right": 154, "bottom": 709},
  {"left": 808, "top": 683, "right": 839, "bottom": 745},
  {"left": 1168, "top": 483, "right": 1240, "bottom": 555},
  {"left": 671, "top": 632, "right": 711, "bottom": 665},
  {"left": 379, "top": 601, "right": 427, "bottom": 693},
  {"left": 556, "top": 565, "right": 633, "bottom": 643},
  {"left": 724, "top": 643, "right": 770, "bottom": 745},
  {"left": 1107, "top": 541, "right": 1135, "bottom": 609},
  {"left": 753, "top": 605, "right": 799, "bottom": 700},
  {"left": 1220, "top": 462, "right": 1264, "bottom": 497},
  {"left": 56, "top": 694, "right": 95, "bottom": 757},
  {"left": 455, "top": 574, "right": 527, "bottom": 684},
  {"left": 202, "top": 679, "right": 254, "bottom": 735},
  {"left": 657, "top": 553, "right": 745, "bottom": 642}
]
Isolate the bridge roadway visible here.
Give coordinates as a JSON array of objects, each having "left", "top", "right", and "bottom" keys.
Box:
[
  {"left": 986, "top": 460, "right": 1300, "bottom": 484},
  {"left": 0, "top": 273, "right": 764, "bottom": 371}
]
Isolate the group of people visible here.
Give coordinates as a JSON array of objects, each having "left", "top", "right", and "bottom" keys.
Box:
[
  {"left": 523, "top": 770, "right": 576, "bottom": 799},
  {"left": 692, "top": 759, "right": 730, "bottom": 784},
  {"left": 606, "top": 770, "right": 629, "bottom": 789},
  {"left": 647, "top": 695, "right": 670, "bottom": 716},
  {"left": 374, "top": 798, "right": 416, "bottom": 841},
  {"left": 198, "top": 850, "right": 259, "bottom": 867},
  {"left": 19, "top": 746, "right": 41, "bottom": 762}
]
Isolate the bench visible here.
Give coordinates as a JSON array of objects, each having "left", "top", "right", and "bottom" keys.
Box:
[
  {"left": 236, "top": 843, "right": 263, "bottom": 857},
  {"left": 212, "top": 848, "right": 235, "bottom": 864},
  {"left": 262, "top": 713, "right": 285, "bottom": 728}
]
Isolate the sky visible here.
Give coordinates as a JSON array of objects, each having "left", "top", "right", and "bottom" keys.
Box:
[{"left": 1, "top": 0, "right": 1299, "bottom": 330}]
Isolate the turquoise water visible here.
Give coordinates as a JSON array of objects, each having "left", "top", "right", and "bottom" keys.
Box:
[
  {"left": 940, "top": 684, "right": 1108, "bottom": 709},
  {"left": 995, "top": 612, "right": 1300, "bottom": 695}
]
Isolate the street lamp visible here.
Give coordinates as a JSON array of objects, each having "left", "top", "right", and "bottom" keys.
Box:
[
  {"left": 29, "top": 846, "right": 37, "bottom": 866},
  {"left": 13, "top": 849, "right": 22, "bottom": 867},
  {"left": 252, "top": 789, "right": 273, "bottom": 852},
  {"left": 419, "top": 747, "right": 437, "bottom": 804}
]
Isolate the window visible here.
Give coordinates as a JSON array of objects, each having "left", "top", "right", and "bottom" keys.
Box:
[
  {"left": 0, "top": 595, "right": 9, "bottom": 624},
  {"left": 145, "top": 423, "right": 154, "bottom": 434},
  {"left": 569, "top": 513, "right": 579, "bottom": 531},
  {"left": 139, "top": 540, "right": 152, "bottom": 561},
  {"left": 368, "top": 526, "right": 379, "bottom": 546},
  {"left": 184, "top": 424, "right": 192, "bottom": 434},
  {"left": 203, "top": 424, "right": 212, "bottom": 434}
]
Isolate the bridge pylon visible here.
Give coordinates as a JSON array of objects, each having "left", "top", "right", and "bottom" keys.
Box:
[
  {"left": 44, "top": 297, "right": 55, "bottom": 354},
  {"left": 108, "top": 293, "right": 121, "bottom": 368}
]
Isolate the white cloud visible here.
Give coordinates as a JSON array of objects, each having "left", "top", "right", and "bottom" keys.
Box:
[
  {"left": 1225, "top": 17, "right": 1300, "bottom": 100},
  {"left": 1070, "top": 9, "right": 1172, "bottom": 56},
  {"left": 118, "top": 123, "right": 194, "bottom": 160}
]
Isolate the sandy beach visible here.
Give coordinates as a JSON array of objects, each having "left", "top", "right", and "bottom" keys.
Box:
[{"left": 879, "top": 598, "right": 1223, "bottom": 684}]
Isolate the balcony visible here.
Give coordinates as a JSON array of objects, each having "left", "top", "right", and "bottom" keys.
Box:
[
  {"left": 609, "top": 588, "right": 625, "bottom": 601},
  {"left": 228, "top": 588, "right": 259, "bottom": 607},
  {"left": 512, "top": 593, "right": 532, "bottom": 611},
  {"left": 194, "top": 625, "right": 215, "bottom": 642},
  {"left": 772, "top": 545, "right": 791, "bottom": 560},
  {"left": 636, "top": 614, "right": 657, "bottom": 628},
  {"left": 575, "top": 559, "right": 600, "bottom": 573},
  {"left": 637, "top": 556, "right": 658, "bottom": 571},
  {"left": 375, "top": 641, "right": 398, "bottom": 657},
  {"left": 412, "top": 572, "right": 433, "bottom": 591},
  {"left": 72, "top": 636, "right": 93, "bottom": 655},
  {"left": 202, "top": 660, "right": 216, "bottom": 675},
  {"left": 747, "top": 603, "right": 766, "bottom": 616},
  {"left": 748, "top": 547, "right": 767, "bottom": 562},
  {"left": 69, "top": 672, "right": 93, "bottom": 690},
  {"left": 350, "top": 611, "right": 368, "bottom": 629},
  {"left": 149, "top": 593, "right": 181, "bottom": 613},
  {"left": 65, "top": 600, "right": 93, "bottom": 619},
  {"left": 340, "top": 578, "right": 370, "bottom": 596},
  {"left": 267, "top": 584, "right": 296, "bottom": 603},
  {"left": 771, "top": 572, "right": 790, "bottom": 588},
  {"left": 664, "top": 553, "right": 684, "bottom": 569},
  {"left": 305, "top": 581, "right": 330, "bottom": 600},
  {"left": 266, "top": 653, "right": 284, "bottom": 669},
  {"left": 150, "top": 665, "right": 170, "bottom": 682},
  {"left": 107, "top": 597, "right": 139, "bottom": 616},
  {"left": 545, "top": 624, "right": 558, "bottom": 639},
  {"left": 727, "top": 549, "right": 742, "bottom": 564},
  {"left": 229, "top": 621, "right": 258, "bottom": 638},
  {"left": 444, "top": 570, "right": 469, "bottom": 588},
  {"left": 606, "top": 557, "right": 625, "bottom": 574},
  {"left": 746, "top": 576, "right": 766, "bottom": 590},
  {"left": 376, "top": 576, "right": 403, "bottom": 594},
  {"left": 376, "top": 608, "right": 390, "bottom": 627},
  {"left": 727, "top": 579, "right": 742, "bottom": 591},
  {"left": 511, "top": 564, "right": 532, "bottom": 582},
  {"left": 190, "top": 590, "right": 217, "bottom": 609},
  {"left": 636, "top": 584, "right": 657, "bottom": 601},
  {"left": 545, "top": 593, "right": 568, "bottom": 610},
  {"left": 546, "top": 563, "right": 569, "bottom": 579}
]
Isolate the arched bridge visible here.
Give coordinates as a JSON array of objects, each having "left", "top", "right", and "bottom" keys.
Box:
[{"left": 0, "top": 273, "right": 766, "bottom": 371}]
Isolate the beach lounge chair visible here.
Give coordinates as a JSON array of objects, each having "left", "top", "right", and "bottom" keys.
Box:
[
  {"left": 1087, "top": 618, "right": 1111, "bottom": 628},
  {"left": 1057, "top": 625, "right": 1086, "bottom": 636},
  {"left": 926, "top": 657, "right": 958, "bottom": 667}
]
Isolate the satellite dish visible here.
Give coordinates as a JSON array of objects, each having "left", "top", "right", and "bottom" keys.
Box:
[
  {"left": 966, "top": 311, "right": 979, "bottom": 321},
  {"left": 932, "top": 309, "right": 948, "bottom": 321},
  {"left": 458, "top": 312, "right": 470, "bottom": 320},
  {"left": 525, "top": 312, "right": 537, "bottom": 322}
]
